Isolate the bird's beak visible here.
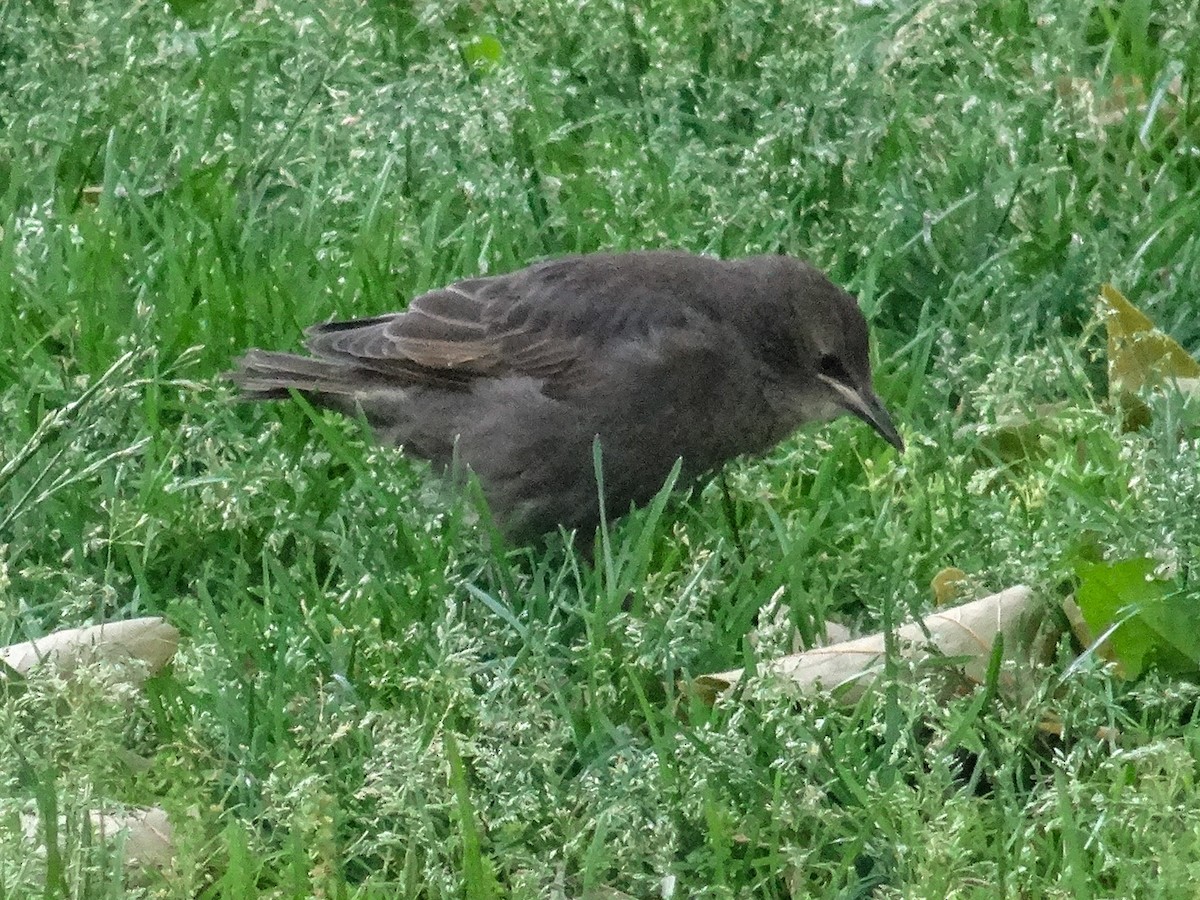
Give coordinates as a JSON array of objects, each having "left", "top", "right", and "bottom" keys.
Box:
[{"left": 818, "top": 375, "right": 905, "bottom": 453}]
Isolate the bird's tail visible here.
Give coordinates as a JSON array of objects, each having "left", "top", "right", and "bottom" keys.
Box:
[{"left": 225, "top": 349, "right": 366, "bottom": 402}]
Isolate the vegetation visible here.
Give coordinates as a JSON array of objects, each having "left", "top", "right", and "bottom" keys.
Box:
[{"left": 2, "top": 0, "right": 1200, "bottom": 895}]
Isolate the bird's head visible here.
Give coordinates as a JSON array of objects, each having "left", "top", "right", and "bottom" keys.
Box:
[{"left": 760, "top": 260, "right": 904, "bottom": 452}]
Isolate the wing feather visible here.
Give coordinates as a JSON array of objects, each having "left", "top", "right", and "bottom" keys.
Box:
[
  {"left": 300, "top": 253, "right": 743, "bottom": 389},
  {"left": 304, "top": 273, "right": 585, "bottom": 386}
]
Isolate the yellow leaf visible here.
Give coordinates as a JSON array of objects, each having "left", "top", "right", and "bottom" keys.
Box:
[
  {"left": 931, "top": 567, "right": 968, "bottom": 606},
  {"left": 1100, "top": 283, "right": 1200, "bottom": 395},
  {"left": 1099, "top": 284, "right": 1200, "bottom": 431}
]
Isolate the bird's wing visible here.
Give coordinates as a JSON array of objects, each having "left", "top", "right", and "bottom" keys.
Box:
[
  {"left": 303, "top": 255, "right": 714, "bottom": 388},
  {"left": 302, "top": 276, "right": 562, "bottom": 386}
]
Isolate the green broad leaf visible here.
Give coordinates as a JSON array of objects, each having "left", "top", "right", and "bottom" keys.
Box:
[
  {"left": 463, "top": 34, "right": 504, "bottom": 68},
  {"left": 1074, "top": 557, "right": 1200, "bottom": 679}
]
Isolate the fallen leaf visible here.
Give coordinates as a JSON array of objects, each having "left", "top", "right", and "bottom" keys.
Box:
[
  {"left": 1061, "top": 594, "right": 1097, "bottom": 650},
  {"left": 1, "top": 617, "right": 179, "bottom": 685},
  {"left": 1099, "top": 284, "right": 1200, "bottom": 429},
  {"left": 963, "top": 401, "right": 1077, "bottom": 464},
  {"left": 92, "top": 807, "right": 175, "bottom": 873},
  {"left": 22, "top": 807, "right": 174, "bottom": 880},
  {"left": 698, "top": 586, "right": 1046, "bottom": 701},
  {"left": 931, "top": 567, "right": 969, "bottom": 606},
  {"left": 1035, "top": 715, "right": 1121, "bottom": 743},
  {"left": 1054, "top": 72, "right": 1182, "bottom": 130}
]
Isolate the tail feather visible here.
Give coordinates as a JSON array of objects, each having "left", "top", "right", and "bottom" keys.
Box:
[
  {"left": 227, "top": 349, "right": 422, "bottom": 445},
  {"left": 226, "top": 349, "right": 377, "bottom": 401}
]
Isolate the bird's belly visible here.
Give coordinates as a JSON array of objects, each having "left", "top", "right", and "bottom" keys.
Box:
[{"left": 445, "top": 369, "right": 775, "bottom": 537}]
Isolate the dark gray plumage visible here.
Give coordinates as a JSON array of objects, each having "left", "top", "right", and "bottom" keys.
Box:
[{"left": 228, "top": 251, "right": 903, "bottom": 541}]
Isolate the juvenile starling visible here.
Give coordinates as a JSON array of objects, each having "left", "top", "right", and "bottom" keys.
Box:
[{"left": 228, "top": 251, "right": 903, "bottom": 541}]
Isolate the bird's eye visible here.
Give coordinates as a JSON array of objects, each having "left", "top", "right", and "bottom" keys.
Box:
[{"left": 817, "top": 353, "right": 846, "bottom": 381}]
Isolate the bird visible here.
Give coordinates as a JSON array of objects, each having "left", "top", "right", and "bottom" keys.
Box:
[{"left": 228, "top": 250, "right": 903, "bottom": 543}]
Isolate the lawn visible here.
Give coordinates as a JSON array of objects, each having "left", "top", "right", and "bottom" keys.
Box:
[{"left": 3, "top": 0, "right": 1200, "bottom": 896}]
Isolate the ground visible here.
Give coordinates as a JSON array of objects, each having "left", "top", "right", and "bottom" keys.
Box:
[{"left": 3, "top": 0, "right": 1200, "bottom": 896}]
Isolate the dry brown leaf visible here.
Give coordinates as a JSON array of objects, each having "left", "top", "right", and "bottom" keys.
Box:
[
  {"left": 698, "top": 586, "right": 1044, "bottom": 701},
  {"left": 92, "top": 807, "right": 175, "bottom": 872},
  {"left": 1061, "top": 594, "right": 1099, "bottom": 652},
  {"left": 1035, "top": 715, "right": 1121, "bottom": 744},
  {"left": 745, "top": 587, "right": 854, "bottom": 654},
  {"left": 22, "top": 807, "right": 174, "bottom": 879},
  {"left": 821, "top": 619, "right": 853, "bottom": 646},
  {"left": 1, "top": 617, "right": 179, "bottom": 684},
  {"left": 1054, "top": 73, "right": 1182, "bottom": 130}
]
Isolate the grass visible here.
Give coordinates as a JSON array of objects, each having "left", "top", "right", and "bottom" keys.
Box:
[{"left": 3, "top": 0, "right": 1200, "bottom": 895}]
